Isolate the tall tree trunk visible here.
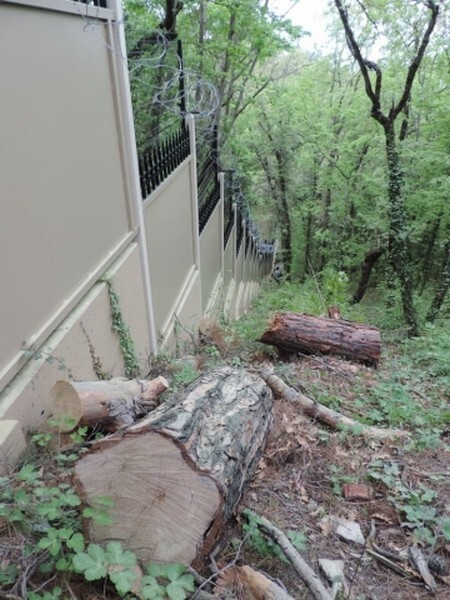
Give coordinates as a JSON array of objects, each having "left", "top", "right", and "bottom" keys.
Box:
[
  {"left": 420, "top": 217, "right": 441, "bottom": 292},
  {"left": 275, "top": 149, "right": 292, "bottom": 278},
  {"left": 384, "top": 124, "right": 418, "bottom": 335},
  {"left": 352, "top": 247, "right": 384, "bottom": 304},
  {"left": 427, "top": 233, "right": 450, "bottom": 322},
  {"left": 303, "top": 210, "right": 313, "bottom": 281}
]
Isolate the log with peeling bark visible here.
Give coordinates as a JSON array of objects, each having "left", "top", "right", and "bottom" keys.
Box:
[
  {"left": 74, "top": 367, "right": 273, "bottom": 566},
  {"left": 261, "top": 369, "right": 410, "bottom": 441},
  {"left": 260, "top": 312, "right": 381, "bottom": 366},
  {"left": 50, "top": 376, "right": 169, "bottom": 432}
]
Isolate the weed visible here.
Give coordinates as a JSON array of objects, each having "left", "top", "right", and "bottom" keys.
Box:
[
  {"left": 367, "top": 459, "right": 449, "bottom": 545},
  {"left": 327, "top": 464, "right": 357, "bottom": 496},
  {"left": 103, "top": 279, "right": 140, "bottom": 378},
  {"left": 242, "top": 510, "right": 307, "bottom": 564}
]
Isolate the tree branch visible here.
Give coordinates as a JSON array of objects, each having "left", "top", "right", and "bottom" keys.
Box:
[{"left": 392, "top": 1, "right": 440, "bottom": 119}]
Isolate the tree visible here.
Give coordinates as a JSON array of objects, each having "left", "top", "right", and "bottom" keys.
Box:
[{"left": 333, "top": 0, "right": 442, "bottom": 335}]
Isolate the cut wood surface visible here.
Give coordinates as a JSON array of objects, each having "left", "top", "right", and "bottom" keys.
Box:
[
  {"left": 74, "top": 367, "right": 273, "bottom": 565},
  {"left": 50, "top": 377, "right": 168, "bottom": 432},
  {"left": 260, "top": 312, "right": 381, "bottom": 366},
  {"left": 260, "top": 369, "right": 409, "bottom": 441}
]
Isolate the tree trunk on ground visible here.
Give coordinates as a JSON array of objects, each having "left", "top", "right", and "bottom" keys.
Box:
[
  {"left": 74, "top": 368, "right": 273, "bottom": 566},
  {"left": 352, "top": 247, "right": 384, "bottom": 304},
  {"left": 259, "top": 312, "right": 381, "bottom": 366},
  {"left": 51, "top": 377, "right": 169, "bottom": 432}
]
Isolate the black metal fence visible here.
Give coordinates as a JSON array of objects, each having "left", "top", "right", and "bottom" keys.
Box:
[
  {"left": 197, "top": 126, "right": 220, "bottom": 233},
  {"left": 73, "top": 0, "right": 108, "bottom": 7},
  {"left": 138, "top": 121, "right": 190, "bottom": 199},
  {"left": 223, "top": 171, "right": 234, "bottom": 248}
]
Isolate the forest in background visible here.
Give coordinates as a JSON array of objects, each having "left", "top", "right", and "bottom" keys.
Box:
[{"left": 124, "top": 0, "right": 449, "bottom": 335}]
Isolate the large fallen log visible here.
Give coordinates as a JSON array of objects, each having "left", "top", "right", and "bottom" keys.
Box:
[
  {"left": 50, "top": 377, "right": 169, "bottom": 432},
  {"left": 74, "top": 367, "right": 273, "bottom": 566},
  {"left": 260, "top": 312, "right": 381, "bottom": 366}
]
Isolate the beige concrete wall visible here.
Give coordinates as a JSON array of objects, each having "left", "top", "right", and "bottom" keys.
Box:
[
  {"left": 200, "top": 204, "right": 222, "bottom": 313},
  {"left": 143, "top": 159, "right": 202, "bottom": 340},
  {"left": 0, "top": 2, "right": 134, "bottom": 389},
  {"left": 0, "top": 244, "right": 149, "bottom": 431}
]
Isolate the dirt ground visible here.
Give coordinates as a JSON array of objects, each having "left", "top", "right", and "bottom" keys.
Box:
[{"left": 220, "top": 355, "right": 450, "bottom": 600}]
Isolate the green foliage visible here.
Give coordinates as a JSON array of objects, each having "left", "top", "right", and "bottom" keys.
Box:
[
  {"left": 242, "top": 510, "right": 307, "bottom": 564},
  {"left": 143, "top": 563, "right": 195, "bottom": 600},
  {"left": 0, "top": 452, "right": 195, "bottom": 599},
  {"left": 367, "top": 459, "right": 448, "bottom": 545},
  {"left": 171, "top": 360, "right": 199, "bottom": 388},
  {"left": 327, "top": 464, "right": 357, "bottom": 496},
  {"left": 104, "top": 279, "right": 140, "bottom": 378}
]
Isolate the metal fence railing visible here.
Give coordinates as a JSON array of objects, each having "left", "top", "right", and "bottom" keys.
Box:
[{"left": 138, "top": 121, "right": 190, "bottom": 199}]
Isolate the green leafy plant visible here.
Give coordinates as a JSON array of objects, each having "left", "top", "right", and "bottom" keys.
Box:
[
  {"left": 242, "top": 510, "right": 307, "bottom": 564},
  {"left": 367, "top": 459, "right": 447, "bottom": 545},
  {"left": 327, "top": 464, "right": 357, "bottom": 496},
  {"left": 103, "top": 279, "right": 140, "bottom": 378},
  {"left": 142, "top": 562, "right": 195, "bottom": 600}
]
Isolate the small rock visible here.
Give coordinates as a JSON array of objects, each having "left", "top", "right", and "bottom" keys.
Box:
[
  {"left": 318, "top": 558, "right": 345, "bottom": 583},
  {"left": 331, "top": 516, "right": 365, "bottom": 545},
  {"left": 342, "top": 483, "right": 372, "bottom": 501}
]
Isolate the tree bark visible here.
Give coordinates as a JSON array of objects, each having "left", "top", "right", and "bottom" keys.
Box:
[
  {"left": 352, "top": 247, "right": 384, "bottom": 304},
  {"left": 427, "top": 235, "right": 450, "bottom": 322},
  {"left": 260, "top": 312, "right": 381, "bottom": 366},
  {"left": 51, "top": 377, "right": 169, "bottom": 432},
  {"left": 74, "top": 368, "right": 273, "bottom": 566}
]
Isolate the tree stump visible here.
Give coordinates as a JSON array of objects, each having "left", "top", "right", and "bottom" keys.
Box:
[
  {"left": 50, "top": 377, "right": 169, "bottom": 432},
  {"left": 74, "top": 367, "right": 273, "bottom": 565},
  {"left": 260, "top": 312, "right": 381, "bottom": 366}
]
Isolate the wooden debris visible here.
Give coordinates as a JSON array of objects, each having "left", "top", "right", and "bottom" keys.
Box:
[
  {"left": 409, "top": 545, "right": 437, "bottom": 591},
  {"left": 259, "top": 311, "right": 381, "bottom": 366},
  {"left": 216, "top": 565, "right": 295, "bottom": 600},
  {"left": 243, "top": 509, "right": 333, "bottom": 600},
  {"left": 260, "top": 369, "right": 410, "bottom": 441},
  {"left": 74, "top": 368, "right": 273, "bottom": 566},
  {"left": 51, "top": 376, "right": 169, "bottom": 432}
]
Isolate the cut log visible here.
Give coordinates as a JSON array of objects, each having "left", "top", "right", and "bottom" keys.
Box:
[
  {"left": 50, "top": 377, "right": 169, "bottom": 432},
  {"left": 74, "top": 367, "right": 273, "bottom": 566},
  {"left": 260, "top": 312, "right": 381, "bottom": 366}
]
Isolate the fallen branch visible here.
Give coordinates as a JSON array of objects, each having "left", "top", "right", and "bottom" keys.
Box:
[
  {"left": 260, "top": 369, "right": 409, "bottom": 441},
  {"left": 409, "top": 545, "right": 437, "bottom": 591},
  {"left": 243, "top": 509, "right": 333, "bottom": 600}
]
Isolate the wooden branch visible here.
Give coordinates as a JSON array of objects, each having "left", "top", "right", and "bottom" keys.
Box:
[
  {"left": 333, "top": 0, "right": 380, "bottom": 111},
  {"left": 243, "top": 510, "right": 333, "bottom": 600},
  {"left": 260, "top": 370, "right": 410, "bottom": 441},
  {"left": 393, "top": 1, "right": 440, "bottom": 119},
  {"left": 409, "top": 546, "right": 437, "bottom": 591},
  {"left": 51, "top": 377, "right": 169, "bottom": 432}
]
